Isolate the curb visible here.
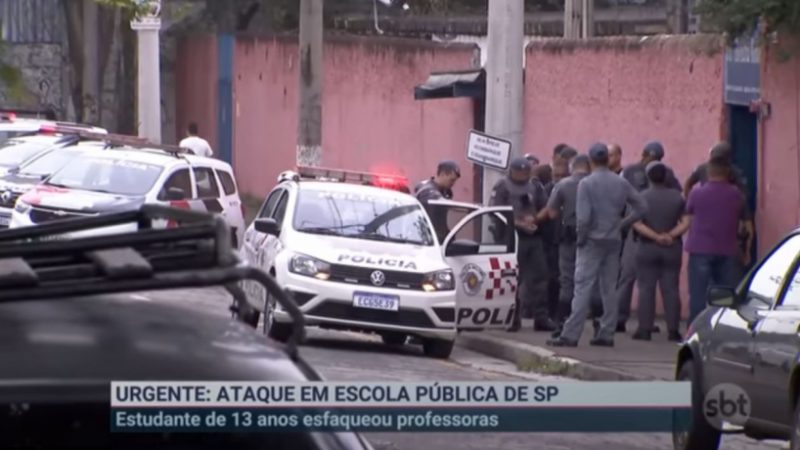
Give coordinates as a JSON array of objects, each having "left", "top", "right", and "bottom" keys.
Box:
[{"left": 456, "top": 333, "right": 658, "bottom": 381}]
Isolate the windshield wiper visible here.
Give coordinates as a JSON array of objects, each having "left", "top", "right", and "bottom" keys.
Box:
[
  {"left": 355, "top": 232, "right": 421, "bottom": 245},
  {"left": 297, "top": 226, "right": 343, "bottom": 236}
]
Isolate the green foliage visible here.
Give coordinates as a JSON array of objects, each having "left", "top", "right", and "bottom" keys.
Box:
[
  {"left": 694, "top": 0, "right": 800, "bottom": 41},
  {"left": 95, "top": 0, "right": 156, "bottom": 19}
]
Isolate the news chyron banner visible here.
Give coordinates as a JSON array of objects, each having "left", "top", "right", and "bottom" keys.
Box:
[{"left": 111, "top": 381, "right": 691, "bottom": 433}]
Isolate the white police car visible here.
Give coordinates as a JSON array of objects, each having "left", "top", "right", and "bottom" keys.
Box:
[
  {"left": 241, "top": 166, "right": 518, "bottom": 359},
  {"left": 9, "top": 133, "right": 246, "bottom": 247}
]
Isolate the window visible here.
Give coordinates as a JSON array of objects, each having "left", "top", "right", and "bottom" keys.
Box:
[
  {"left": 423, "top": 204, "right": 474, "bottom": 245},
  {"left": 47, "top": 157, "right": 163, "bottom": 196},
  {"left": 158, "top": 169, "right": 192, "bottom": 201},
  {"left": 292, "top": 187, "right": 435, "bottom": 246},
  {"left": 216, "top": 169, "right": 237, "bottom": 196},
  {"left": 272, "top": 191, "right": 289, "bottom": 224},
  {"left": 258, "top": 189, "right": 283, "bottom": 219},
  {"left": 193, "top": 167, "right": 220, "bottom": 199},
  {"left": 447, "top": 210, "right": 514, "bottom": 255},
  {"left": 748, "top": 235, "right": 800, "bottom": 304},
  {"left": 780, "top": 264, "right": 800, "bottom": 309}
]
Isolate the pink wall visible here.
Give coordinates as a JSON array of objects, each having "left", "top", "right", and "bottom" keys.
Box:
[
  {"left": 523, "top": 35, "right": 725, "bottom": 181},
  {"left": 231, "top": 36, "right": 476, "bottom": 199},
  {"left": 522, "top": 36, "right": 727, "bottom": 319},
  {"left": 175, "top": 35, "right": 219, "bottom": 148},
  {"left": 758, "top": 43, "right": 800, "bottom": 255}
]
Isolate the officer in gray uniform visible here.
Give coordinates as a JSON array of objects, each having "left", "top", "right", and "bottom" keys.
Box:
[
  {"left": 547, "top": 143, "right": 647, "bottom": 347},
  {"left": 490, "top": 156, "right": 557, "bottom": 332},
  {"left": 630, "top": 161, "right": 687, "bottom": 342},
  {"left": 415, "top": 160, "right": 460, "bottom": 243},
  {"left": 536, "top": 154, "right": 591, "bottom": 334},
  {"left": 615, "top": 141, "right": 680, "bottom": 332}
]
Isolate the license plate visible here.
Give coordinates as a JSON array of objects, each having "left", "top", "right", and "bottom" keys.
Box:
[{"left": 352, "top": 292, "right": 399, "bottom": 311}]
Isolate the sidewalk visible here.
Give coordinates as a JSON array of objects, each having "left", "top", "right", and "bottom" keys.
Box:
[{"left": 456, "top": 318, "right": 679, "bottom": 381}]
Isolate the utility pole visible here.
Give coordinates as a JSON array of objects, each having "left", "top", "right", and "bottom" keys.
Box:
[
  {"left": 297, "top": 0, "right": 323, "bottom": 167},
  {"left": 582, "top": 0, "right": 594, "bottom": 38},
  {"left": 131, "top": 0, "right": 162, "bottom": 143},
  {"left": 482, "top": 1, "right": 524, "bottom": 204},
  {"left": 564, "top": 0, "right": 581, "bottom": 39}
]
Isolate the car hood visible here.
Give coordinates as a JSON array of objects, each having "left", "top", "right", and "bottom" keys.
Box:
[
  {"left": 287, "top": 231, "right": 446, "bottom": 273},
  {"left": 22, "top": 186, "right": 146, "bottom": 213},
  {"left": 0, "top": 172, "right": 44, "bottom": 192},
  {"left": 0, "top": 294, "right": 311, "bottom": 384}
]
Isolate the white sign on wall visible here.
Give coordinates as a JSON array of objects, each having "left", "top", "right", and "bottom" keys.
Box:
[{"left": 466, "top": 130, "right": 511, "bottom": 171}]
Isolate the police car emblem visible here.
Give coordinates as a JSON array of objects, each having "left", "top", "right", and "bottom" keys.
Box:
[
  {"left": 460, "top": 263, "right": 486, "bottom": 296},
  {"left": 370, "top": 270, "right": 386, "bottom": 287}
]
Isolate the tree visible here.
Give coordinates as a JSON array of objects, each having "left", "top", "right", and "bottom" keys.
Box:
[{"left": 694, "top": 0, "right": 800, "bottom": 41}]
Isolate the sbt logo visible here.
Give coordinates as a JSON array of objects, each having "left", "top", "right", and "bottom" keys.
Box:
[{"left": 703, "top": 383, "right": 750, "bottom": 430}]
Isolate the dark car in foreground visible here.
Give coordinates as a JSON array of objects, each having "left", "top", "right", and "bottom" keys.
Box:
[
  {"left": 0, "top": 205, "right": 372, "bottom": 450},
  {"left": 674, "top": 229, "right": 800, "bottom": 450}
]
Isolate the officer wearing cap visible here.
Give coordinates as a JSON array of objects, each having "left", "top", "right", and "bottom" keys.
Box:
[
  {"left": 615, "top": 140, "right": 680, "bottom": 333},
  {"left": 629, "top": 161, "right": 686, "bottom": 342},
  {"left": 415, "top": 160, "right": 461, "bottom": 242},
  {"left": 535, "top": 153, "right": 592, "bottom": 333},
  {"left": 490, "top": 156, "right": 556, "bottom": 332},
  {"left": 547, "top": 143, "right": 647, "bottom": 347}
]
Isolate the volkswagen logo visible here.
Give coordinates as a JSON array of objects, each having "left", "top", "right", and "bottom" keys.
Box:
[
  {"left": 370, "top": 270, "right": 386, "bottom": 287},
  {"left": 1, "top": 191, "right": 12, "bottom": 203}
]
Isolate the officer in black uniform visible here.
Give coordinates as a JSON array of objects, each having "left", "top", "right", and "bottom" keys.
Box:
[
  {"left": 490, "top": 156, "right": 557, "bottom": 332},
  {"left": 415, "top": 160, "right": 460, "bottom": 243}
]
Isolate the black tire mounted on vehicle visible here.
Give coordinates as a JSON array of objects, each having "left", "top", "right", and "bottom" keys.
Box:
[
  {"left": 791, "top": 391, "right": 800, "bottom": 450},
  {"left": 422, "top": 338, "right": 454, "bottom": 359},
  {"left": 673, "top": 361, "right": 721, "bottom": 450},
  {"left": 263, "top": 288, "right": 292, "bottom": 342}
]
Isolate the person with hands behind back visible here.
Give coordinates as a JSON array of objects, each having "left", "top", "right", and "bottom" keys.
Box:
[
  {"left": 490, "top": 156, "right": 557, "bottom": 333},
  {"left": 629, "top": 161, "right": 687, "bottom": 342}
]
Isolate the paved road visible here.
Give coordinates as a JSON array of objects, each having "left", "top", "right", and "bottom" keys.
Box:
[{"left": 142, "top": 288, "right": 787, "bottom": 450}]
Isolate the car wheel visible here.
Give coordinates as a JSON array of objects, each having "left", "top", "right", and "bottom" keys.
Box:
[
  {"left": 673, "top": 361, "right": 721, "bottom": 450},
  {"left": 422, "top": 338, "right": 454, "bottom": 359},
  {"left": 380, "top": 332, "right": 407, "bottom": 346},
  {"left": 790, "top": 393, "right": 800, "bottom": 450},
  {"left": 263, "top": 290, "right": 292, "bottom": 342}
]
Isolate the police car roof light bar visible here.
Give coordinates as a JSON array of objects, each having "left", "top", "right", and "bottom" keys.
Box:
[
  {"left": 42, "top": 126, "right": 191, "bottom": 155},
  {"left": 0, "top": 205, "right": 305, "bottom": 359},
  {"left": 296, "top": 165, "right": 410, "bottom": 192}
]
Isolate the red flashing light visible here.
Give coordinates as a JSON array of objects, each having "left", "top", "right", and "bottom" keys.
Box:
[
  {"left": 39, "top": 123, "right": 57, "bottom": 134},
  {"left": 0, "top": 112, "right": 17, "bottom": 121}
]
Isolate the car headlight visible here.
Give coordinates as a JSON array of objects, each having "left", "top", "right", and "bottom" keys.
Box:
[
  {"left": 289, "top": 254, "right": 331, "bottom": 280},
  {"left": 14, "top": 200, "right": 30, "bottom": 214},
  {"left": 422, "top": 269, "right": 455, "bottom": 292}
]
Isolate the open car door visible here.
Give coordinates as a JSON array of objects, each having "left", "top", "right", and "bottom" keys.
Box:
[{"left": 427, "top": 200, "right": 517, "bottom": 331}]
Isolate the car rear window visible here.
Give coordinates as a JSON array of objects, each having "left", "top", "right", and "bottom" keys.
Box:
[{"left": 216, "top": 169, "right": 237, "bottom": 196}]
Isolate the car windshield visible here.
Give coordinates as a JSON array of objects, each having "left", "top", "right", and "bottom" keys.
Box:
[
  {"left": 19, "top": 148, "right": 85, "bottom": 178},
  {"left": 0, "top": 138, "right": 59, "bottom": 168},
  {"left": 293, "top": 187, "right": 435, "bottom": 246},
  {"left": 47, "top": 156, "right": 163, "bottom": 196}
]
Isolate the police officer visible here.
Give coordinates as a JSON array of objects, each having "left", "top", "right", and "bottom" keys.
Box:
[
  {"left": 630, "top": 161, "right": 686, "bottom": 342},
  {"left": 536, "top": 154, "right": 591, "bottom": 334},
  {"left": 616, "top": 141, "right": 680, "bottom": 333},
  {"left": 547, "top": 143, "right": 647, "bottom": 347},
  {"left": 491, "top": 156, "right": 557, "bottom": 332},
  {"left": 415, "top": 160, "right": 460, "bottom": 242}
]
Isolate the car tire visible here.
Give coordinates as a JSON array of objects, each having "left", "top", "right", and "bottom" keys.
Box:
[
  {"left": 673, "top": 361, "right": 721, "bottom": 450},
  {"left": 790, "top": 392, "right": 800, "bottom": 450},
  {"left": 422, "top": 338, "right": 454, "bottom": 359},
  {"left": 380, "top": 332, "right": 407, "bottom": 346},
  {"left": 263, "top": 290, "right": 292, "bottom": 343}
]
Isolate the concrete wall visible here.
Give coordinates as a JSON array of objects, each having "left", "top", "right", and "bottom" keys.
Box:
[
  {"left": 175, "top": 35, "right": 219, "bottom": 154},
  {"left": 521, "top": 35, "right": 727, "bottom": 318},
  {"left": 230, "top": 36, "right": 476, "bottom": 199},
  {"left": 0, "top": 43, "right": 64, "bottom": 115},
  {"left": 758, "top": 43, "right": 800, "bottom": 255}
]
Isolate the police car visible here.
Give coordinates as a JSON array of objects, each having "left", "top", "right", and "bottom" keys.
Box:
[
  {"left": 241, "top": 166, "right": 517, "bottom": 359},
  {"left": 9, "top": 131, "right": 246, "bottom": 246},
  {"left": 0, "top": 125, "right": 109, "bottom": 227},
  {"left": 0, "top": 110, "right": 53, "bottom": 144}
]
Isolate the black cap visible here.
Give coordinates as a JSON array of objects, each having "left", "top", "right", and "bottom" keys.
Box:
[
  {"left": 437, "top": 160, "right": 461, "bottom": 177},
  {"left": 645, "top": 160, "right": 666, "bottom": 175},
  {"left": 588, "top": 143, "right": 608, "bottom": 161},
  {"left": 524, "top": 153, "right": 540, "bottom": 165},
  {"left": 509, "top": 156, "right": 532, "bottom": 172},
  {"left": 643, "top": 141, "right": 665, "bottom": 160}
]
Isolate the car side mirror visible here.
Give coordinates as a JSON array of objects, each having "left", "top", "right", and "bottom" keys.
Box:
[
  {"left": 707, "top": 285, "right": 737, "bottom": 308},
  {"left": 254, "top": 218, "right": 280, "bottom": 236},
  {"left": 445, "top": 239, "right": 480, "bottom": 257},
  {"left": 164, "top": 187, "right": 186, "bottom": 201}
]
